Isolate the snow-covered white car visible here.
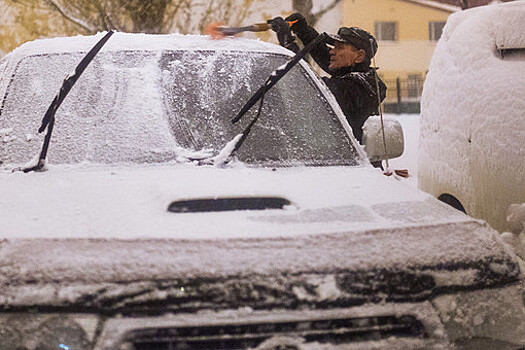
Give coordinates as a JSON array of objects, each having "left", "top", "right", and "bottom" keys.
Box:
[
  {"left": 0, "top": 32, "right": 524, "bottom": 350},
  {"left": 419, "top": 1, "right": 525, "bottom": 235}
]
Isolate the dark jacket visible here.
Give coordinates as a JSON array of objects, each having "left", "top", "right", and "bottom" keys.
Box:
[{"left": 294, "top": 26, "right": 387, "bottom": 143}]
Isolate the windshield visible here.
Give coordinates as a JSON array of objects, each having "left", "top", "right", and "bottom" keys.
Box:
[{"left": 0, "top": 50, "right": 359, "bottom": 167}]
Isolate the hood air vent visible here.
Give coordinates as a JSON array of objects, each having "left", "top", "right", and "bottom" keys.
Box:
[
  {"left": 122, "top": 315, "right": 425, "bottom": 349},
  {"left": 168, "top": 197, "right": 292, "bottom": 213}
]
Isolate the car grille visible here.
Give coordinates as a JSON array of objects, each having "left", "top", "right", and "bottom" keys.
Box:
[{"left": 122, "top": 315, "right": 425, "bottom": 349}]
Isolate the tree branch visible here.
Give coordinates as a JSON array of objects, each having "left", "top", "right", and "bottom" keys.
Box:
[
  {"left": 92, "top": 0, "right": 121, "bottom": 31},
  {"left": 312, "top": 0, "right": 342, "bottom": 21},
  {"left": 44, "top": 0, "right": 97, "bottom": 33}
]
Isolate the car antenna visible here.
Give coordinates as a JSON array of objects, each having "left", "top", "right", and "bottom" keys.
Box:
[
  {"left": 369, "top": 39, "right": 409, "bottom": 178},
  {"left": 21, "top": 30, "right": 114, "bottom": 173},
  {"left": 232, "top": 32, "right": 328, "bottom": 124}
]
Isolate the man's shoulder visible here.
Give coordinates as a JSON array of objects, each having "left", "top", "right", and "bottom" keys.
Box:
[
  {"left": 336, "top": 70, "right": 377, "bottom": 96},
  {"left": 340, "top": 69, "right": 375, "bottom": 82}
]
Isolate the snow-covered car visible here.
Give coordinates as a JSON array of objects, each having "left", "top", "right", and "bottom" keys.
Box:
[
  {"left": 0, "top": 32, "right": 524, "bottom": 350},
  {"left": 419, "top": 1, "right": 525, "bottom": 235}
]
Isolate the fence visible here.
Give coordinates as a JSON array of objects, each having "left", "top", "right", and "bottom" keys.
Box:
[{"left": 382, "top": 76, "right": 424, "bottom": 114}]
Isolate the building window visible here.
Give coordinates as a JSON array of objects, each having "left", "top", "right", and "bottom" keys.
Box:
[
  {"left": 375, "top": 22, "right": 397, "bottom": 41},
  {"left": 429, "top": 22, "right": 446, "bottom": 42},
  {"left": 407, "top": 74, "right": 423, "bottom": 98}
]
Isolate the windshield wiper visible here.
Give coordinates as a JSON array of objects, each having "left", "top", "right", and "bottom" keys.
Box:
[
  {"left": 208, "top": 33, "right": 328, "bottom": 167},
  {"left": 22, "top": 30, "right": 114, "bottom": 173},
  {"left": 231, "top": 32, "right": 328, "bottom": 124},
  {"left": 210, "top": 94, "right": 265, "bottom": 167}
]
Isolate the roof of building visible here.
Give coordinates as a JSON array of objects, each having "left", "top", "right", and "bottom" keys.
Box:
[
  {"left": 403, "top": 0, "right": 461, "bottom": 12},
  {"left": 402, "top": 0, "right": 516, "bottom": 12}
]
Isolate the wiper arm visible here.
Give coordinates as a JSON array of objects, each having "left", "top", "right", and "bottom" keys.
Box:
[
  {"left": 22, "top": 30, "right": 114, "bottom": 173},
  {"left": 232, "top": 32, "right": 328, "bottom": 124},
  {"left": 196, "top": 33, "right": 329, "bottom": 167},
  {"left": 212, "top": 33, "right": 327, "bottom": 167}
]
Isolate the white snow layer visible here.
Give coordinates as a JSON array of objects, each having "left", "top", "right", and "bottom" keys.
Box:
[
  {"left": 0, "top": 164, "right": 465, "bottom": 239},
  {"left": 501, "top": 203, "right": 525, "bottom": 259},
  {"left": 419, "top": 1, "right": 525, "bottom": 232},
  {"left": 4, "top": 32, "right": 292, "bottom": 60},
  {"left": 0, "top": 29, "right": 515, "bottom": 283}
]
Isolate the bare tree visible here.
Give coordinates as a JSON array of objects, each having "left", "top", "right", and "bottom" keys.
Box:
[
  {"left": 292, "top": 0, "right": 342, "bottom": 26},
  {"left": 5, "top": 0, "right": 259, "bottom": 35},
  {"left": 0, "top": 0, "right": 261, "bottom": 53}
]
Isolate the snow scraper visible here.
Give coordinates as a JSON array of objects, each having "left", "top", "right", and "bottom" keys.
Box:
[{"left": 206, "top": 20, "right": 298, "bottom": 39}]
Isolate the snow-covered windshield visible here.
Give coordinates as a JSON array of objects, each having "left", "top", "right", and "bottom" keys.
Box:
[{"left": 0, "top": 49, "right": 359, "bottom": 167}]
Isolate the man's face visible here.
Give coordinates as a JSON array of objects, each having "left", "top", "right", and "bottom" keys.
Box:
[{"left": 329, "top": 42, "right": 366, "bottom": 70}]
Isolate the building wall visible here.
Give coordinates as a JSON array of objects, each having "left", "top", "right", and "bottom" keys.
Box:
[{"left": 342, "top": 0, "right": 455, "bottom": 99}]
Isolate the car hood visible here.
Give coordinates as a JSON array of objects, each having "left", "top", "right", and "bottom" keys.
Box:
[
  {"left": 1, "top": 163, "right": 471, "bottom": 239},
  {"left": 0, "top": 164, "right": 520, "bottom": 312}
]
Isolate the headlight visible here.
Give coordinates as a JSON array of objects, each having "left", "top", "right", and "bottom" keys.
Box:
[
  {"left": 0, "top": 314, "right": 100, "bottom": 350},
  {"left": 432, "top": 283, "right": 525, "bottom": 349}
]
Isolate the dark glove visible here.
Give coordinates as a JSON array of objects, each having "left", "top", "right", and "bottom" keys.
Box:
[
  {"left": 269, "top": 17, "right": 295, "bottom": 47},
  {"left": 284, "top": 12, "right": 308, "bottom": 35}
]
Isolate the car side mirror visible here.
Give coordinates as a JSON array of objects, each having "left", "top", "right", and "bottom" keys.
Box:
[{"left": 362, "top": 115, "right": 404, "bottom": 162}]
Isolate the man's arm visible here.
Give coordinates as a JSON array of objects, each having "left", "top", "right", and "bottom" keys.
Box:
[
  {"left": 269, "top": 17, "right": 300, "bottom": 52},
  {"left": 285, "top": 13, "right": 333, "bottom": 74}
]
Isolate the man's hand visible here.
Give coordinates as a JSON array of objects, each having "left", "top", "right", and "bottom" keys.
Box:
[
  {"left": 269, "top": 17, "right": 295, "bottom": 47},
  {"left": 285, "top": 13, "right": 308, "bottom": 35}
]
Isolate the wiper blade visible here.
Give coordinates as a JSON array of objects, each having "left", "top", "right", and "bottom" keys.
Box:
[
  {"left": 22, "top": 30, "right": 114, "bottom": 173},
  {"left": 208, "top": 92, "right": 266, "bottom": 167},
  {"left": 232, "top": 32, "right": 328, "bottom": 124},
  {"left": 192, "top": 33, "right": 329, "bottom": 168},
  {"left": 215, "top": 33, "right": 328, "bottom": 167}
]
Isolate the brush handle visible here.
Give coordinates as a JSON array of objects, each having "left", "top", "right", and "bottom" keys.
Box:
[
  {"left": 250, "top": 23, "right": 272, "bottom": 32},
  {"left": 219, "top": 23, "right": 271, "bottom": 36}
]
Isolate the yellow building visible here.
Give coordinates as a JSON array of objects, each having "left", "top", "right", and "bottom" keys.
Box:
[{"left": 342, "top": 0, "right": 460, "bottom": 109}]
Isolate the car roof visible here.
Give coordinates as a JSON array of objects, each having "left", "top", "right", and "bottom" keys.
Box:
[
  {"left": 445, "top": 1, "right": 525, "bottom": 50},
  {"left": 3, "top": 32, "right": 294, "bottom": 62}
]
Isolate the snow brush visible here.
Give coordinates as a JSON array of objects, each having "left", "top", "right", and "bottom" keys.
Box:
[{"left": 206, "top": 20, "right": 298, "bottom": 39}]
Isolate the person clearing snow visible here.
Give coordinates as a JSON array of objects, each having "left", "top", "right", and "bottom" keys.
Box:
[{"left": 269, "top": 13, "right": 387, "bottom": 146}]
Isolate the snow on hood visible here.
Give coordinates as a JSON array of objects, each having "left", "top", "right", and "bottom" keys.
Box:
[
  {"left": 0, "top": 164, "right": 520, "bottom": 312},
  {"left": 1, "top": 164, "right": 467, "bottom": 240},
  {"left": 2, "top": 163, "right": 518, "bottom": 282}
]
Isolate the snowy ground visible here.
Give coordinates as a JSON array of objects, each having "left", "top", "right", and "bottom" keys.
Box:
[{"left": 384, "top": 113, "right": 420, "bottom": 187}]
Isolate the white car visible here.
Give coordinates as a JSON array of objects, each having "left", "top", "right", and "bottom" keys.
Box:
[
  {"left": 419, "top": 1, "right": 525, "bottom": 234},
  {"left": 0, "top": 32, "right": 524, "bottom": 350}
]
